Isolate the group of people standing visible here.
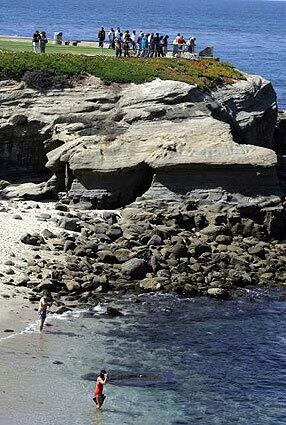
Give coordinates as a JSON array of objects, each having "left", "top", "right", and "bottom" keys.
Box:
[
  {"left": 32, "top": 30, "right": 48, "bottom": 53},
  {"left": 99, "top": 27, "right": 196, "bottom": 58}
]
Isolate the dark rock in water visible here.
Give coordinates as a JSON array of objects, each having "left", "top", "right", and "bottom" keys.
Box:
[
  {"left": 81, "top": 370, "right": 174, "bottom": 387},
  {"left": 56, "top": 306, "right": 72, "bottom": 315},
  {"left": 3, "top": 329, "right": 14, "bottom": 333},
  {"left": 183, "top": 284, "right": 198, "bottom": 297},
  {"left": 121, "top": 258, "right": 148, "bottom": 279},
  {"left": 21, "top": 233, "right": 45, "bottom": 246},
  {"left": 207, "top": 287, "right": 231, "bottom": 299},
  {"left": 106, "top": 306, "right": 123, "bottom": 317},
  {"left": 81, "top": 311, "right": 96, "bottom": 318},
  {"left": 139, "top": 277, "right": 162, "bottom": 292},
  {"left": 81, "top": 372, "right": 97, "bottom": 381}
]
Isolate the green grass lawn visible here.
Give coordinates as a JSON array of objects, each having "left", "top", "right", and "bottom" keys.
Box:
[
  {"left": 0, "top": 39, "right": 114, "bottom": 56},
  {"left": 0, "top": 45, "right": 245, "bottom": 89}
]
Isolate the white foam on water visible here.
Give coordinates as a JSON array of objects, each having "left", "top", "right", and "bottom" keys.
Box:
[
  {"left": 0, "top": 304, "right": 108, "bottom": 342},
  {"left": 93, "top": 304, "right": 107, "bottom": 314},
  {"left": 0, "top": 319, "right": 40, "bottom": 342}
]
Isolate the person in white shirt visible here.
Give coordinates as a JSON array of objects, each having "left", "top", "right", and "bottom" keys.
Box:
[{"left": 108, "top": 28, "right": 115, "bottom": 49}]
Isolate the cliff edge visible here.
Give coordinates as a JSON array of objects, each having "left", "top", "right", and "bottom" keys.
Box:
[{"left": 0, "top": 72, "right": 279, "bottom": 207}]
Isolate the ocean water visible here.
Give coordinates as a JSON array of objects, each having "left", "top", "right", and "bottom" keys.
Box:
[
  {"left": 1, "top": 291, "right": 286, "bottom": 425},
  {"left": 0, "top": 0, "right": 285, "bottom": 108}
]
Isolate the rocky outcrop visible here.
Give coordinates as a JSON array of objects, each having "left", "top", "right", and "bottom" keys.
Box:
[
  {"left": 273, "top": 111, "right": 286, "bottom": 193},
  {"left": 0, "top": 74, "right": 280, "bottom": 207},
  {"left": 2, "top": 192, "right": 285, "bottom": 303}
]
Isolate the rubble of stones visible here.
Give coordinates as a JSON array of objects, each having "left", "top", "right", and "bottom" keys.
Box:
[{"left": 2, "top": 191, "right": 286, "bottom": 309}]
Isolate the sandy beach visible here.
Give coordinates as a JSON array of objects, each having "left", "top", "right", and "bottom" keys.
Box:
[{"left": 0, "top": 200, "right": 60, "bottom": 336}]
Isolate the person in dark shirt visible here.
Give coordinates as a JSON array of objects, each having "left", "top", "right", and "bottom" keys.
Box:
[
  {"left": 98, "top": 27, "right": 106, "bottom": 48},
  {"left": 32, "top": 30, "right": 41, "bottom": 53},
  {"left": 153, "top": 32, "right": 161, "bottom": 57},
  {"left": 40, "top": 31, "right": 48, "bottom": 53},
  {"left": 162, "top": 35, "right": 169, "bottom": 56}
]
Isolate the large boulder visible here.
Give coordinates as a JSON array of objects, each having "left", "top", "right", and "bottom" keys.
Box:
[
  {"left": 121, "top": 258, "right": 149, "bottom": 279},
  {"left": 21, "top": 232, "right": 45, "bottom": 246}
]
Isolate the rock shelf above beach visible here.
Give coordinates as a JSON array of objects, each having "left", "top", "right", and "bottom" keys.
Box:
[
  {"left": 0, "top": 71, "right": 285, "bottom": 303},
  {"left": 0, "top": 73, "right": 279, "bottom": 207}
]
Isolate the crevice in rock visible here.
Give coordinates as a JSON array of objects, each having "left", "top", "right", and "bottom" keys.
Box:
[
  {"left": 67, "top": 163, "right": 155, "bottom": 209},
  {"left": 0, "top": 120, "right": 53, "bottom": 183}
]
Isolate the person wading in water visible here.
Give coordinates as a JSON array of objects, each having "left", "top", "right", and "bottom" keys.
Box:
[
  {"left": 93, "top": 370, "right": 108, "bottom": 409},
  {"left": 38, "top": 290, "right": 52, "bottom": 332}
]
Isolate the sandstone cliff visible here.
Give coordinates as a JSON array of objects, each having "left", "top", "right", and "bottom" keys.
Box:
[{"left": 0, "top": 73, "right": 280, "bottom": 208}]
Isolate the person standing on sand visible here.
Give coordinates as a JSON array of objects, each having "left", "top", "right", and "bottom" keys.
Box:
[
  {"left": 93, "top": 370, "right": 108, "bottom": 409},
  {"left": 38, "top": 290, "right": 52, "bottom": 332},
  {"left": 32, "top": 30, "right": 41, "bottom": 53}
]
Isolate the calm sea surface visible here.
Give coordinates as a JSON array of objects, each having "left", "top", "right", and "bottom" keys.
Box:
[
  {"left": 0, "top": 0, "right": 285, "bottom": 107},
  {"left": 1, "top": 291, "right": 286, "bottom": 425},
  {"left": 0, "top": 2, "right": 286, "bottom": 424}
]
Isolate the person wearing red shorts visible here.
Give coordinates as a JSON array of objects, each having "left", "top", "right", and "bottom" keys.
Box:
[{"left": 93, "top": 370, "right": 108, "bottom": 409}]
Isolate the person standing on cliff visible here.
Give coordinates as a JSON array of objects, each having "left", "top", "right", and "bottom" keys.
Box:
[
  {"left": 38, "top": 290, "right": 53, "bottom": 332},
  {"left": 93, "top": 370, "right": 108, "bottom": 409},
  {"left": 40, "top": 31, "right": 48, "bottom": 53},
  {"left": 98, "top": 27, "right": 106, "bottom": 48},
  {"left": 108, "top": 27, "right": 115, "bottom": 49},
  {"left": 32, "top": 30, "right": 41, "bottom": 53}
]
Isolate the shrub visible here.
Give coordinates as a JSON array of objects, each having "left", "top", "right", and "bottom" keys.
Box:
[
  {"left": 0, "top": 51, "right": 245, "bottom": 90},
  {"left": 22, "top": 69, "right": 70, "bottom": 91}
]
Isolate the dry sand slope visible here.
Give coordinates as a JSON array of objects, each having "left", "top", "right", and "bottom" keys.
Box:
[{"left": 0, "top": 200, "right": 59, "bottom": 332}]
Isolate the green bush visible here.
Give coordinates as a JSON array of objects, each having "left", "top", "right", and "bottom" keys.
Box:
[
  {"left": 0, "top": 51, "right": 244, "bottom": 89},
  {"left": 22, "top": 69, "right": 70, "bottom": 91}
]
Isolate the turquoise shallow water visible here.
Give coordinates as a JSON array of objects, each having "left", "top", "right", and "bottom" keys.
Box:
[
  {"left": 0, "top": 0, "right": 285, "bottom": 108},
  {"left": 1, "top": 290, "right": 286, "bottom": 425}
]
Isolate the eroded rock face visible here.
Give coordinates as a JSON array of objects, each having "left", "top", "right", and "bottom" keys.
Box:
[{"left": 0, "top": 75, "right": 280, "bottom": 207}]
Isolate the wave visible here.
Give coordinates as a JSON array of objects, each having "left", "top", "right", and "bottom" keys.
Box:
[{"left": 0, "top": 304, "right": 108, "bottom": 342}]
